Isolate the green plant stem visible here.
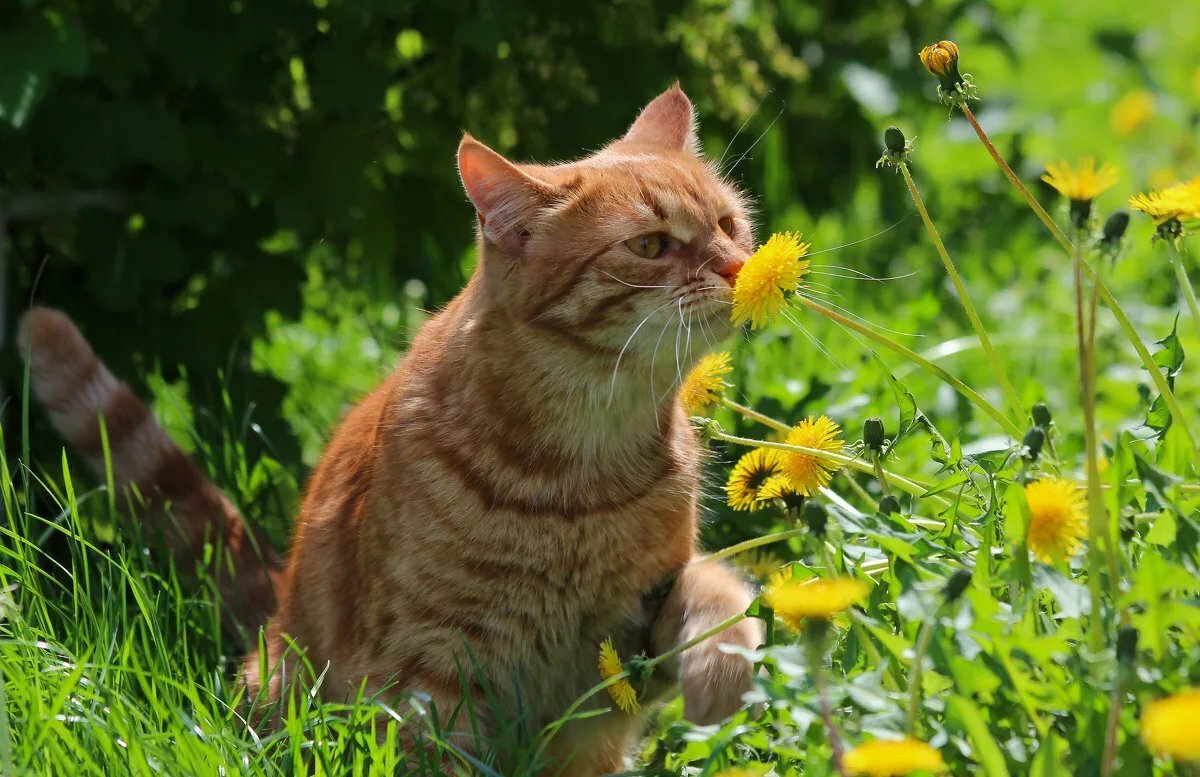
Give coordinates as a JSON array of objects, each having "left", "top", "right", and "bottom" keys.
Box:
[
  {"left": 905, "top": 620, "right": 936, "bottom": 735},
  {"left": 959, "top": 102, "right": 1198, "bottom": 455},
  {"left": 898, "top": 162, "right": 1025, "bottom": 424},
  {"left": 807, "top": 630, "right": 848, "bottom": 776},
  {"left": 793, "top": 296, "right": 1022, "bottom": 438},
  {"left": 1074, "top": 238, "right": 1109, "bottom": 654},
  {"left": 1165, "top": 239, "right": 1200, "bottom": 332},
  {"left": 872, "top": 456, "right": 892, "bottom": 496},
  {"left": 722, "top": 398, "right": 791, "bottom": 434},
  {"left": 705, "top": 528, "right": 808, "bottom": 565},
  {"left": 1100, "top": 671, "right": 1127, "bottom": 777},
  {"left": 840, "top": 472, "right": 880, "bottom": 511},
  {"left": 645, "top": 611, "right": 749, "bottom": 671}
]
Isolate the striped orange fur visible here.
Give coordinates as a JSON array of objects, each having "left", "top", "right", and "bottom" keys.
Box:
[
  {"left": 17, "top": 308, "right": 282, "bottom": 632},
  {"left": 22, "top": 86, "right": 764, "bottom": 773}
]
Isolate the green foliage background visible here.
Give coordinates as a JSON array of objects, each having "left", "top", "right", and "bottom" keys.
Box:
[{"left": 1, "top": 0, "right": 1199, "bottom": 774}]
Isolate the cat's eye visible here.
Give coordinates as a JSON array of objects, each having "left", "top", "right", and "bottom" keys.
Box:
[
  {"left": 718, "top": 216, "right": 736, "bottom": 237},
  {"left": 625, "top": 233, "right": 669, "bottom": 259}
]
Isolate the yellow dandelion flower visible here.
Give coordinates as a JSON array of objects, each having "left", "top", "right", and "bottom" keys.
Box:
[
  {"left": 731, "top": 231, "right": 811, "bottom": 330},
  {"left": 845, "top": 737, "right": 948, "bottom": 776},
  {"left": 918, "top": 40, "right": 959, "bottom": 78},
  {"left": 734, "top": 549, "right": 787, "bottom": 580},
  {"left": 1109, "top": 91, "right": 1155, "bottom": 137},
  {"left": 726, "top": 448, "right": 792, "bottom": 510},
  {"left": 679, "top": 351, "right": 733, "bottom": 416},
  {"left": 1130, "top": 176, "right": 1200, "bottom": 225},
  {"left": 757, "top": 474, "right": 796, "bottom": 501},
  {"left": 764, "top": 575, "right": 868, "bottom": 628},
  {"left": 597, "top": 638, "right": 640, "bottom": 715},
  {"left": 1141, "top": 687, "right": 1200, "bottom": 761},
  {"left": 1023, "top": 478, "right": 1087, "bottom": 563},
  {"left": 1041, "top": 159, "right": 1119, "bottom": 203},
  {"left": 783, "top": 415, "right": 844, "bottom": 496},
  {"left": 714, "top": 768, "right": 770, "bottom": 777}
]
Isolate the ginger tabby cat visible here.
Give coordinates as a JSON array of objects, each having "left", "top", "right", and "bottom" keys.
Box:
[{"left": 19, "top": 85, "right": 763, "bottom": 773}]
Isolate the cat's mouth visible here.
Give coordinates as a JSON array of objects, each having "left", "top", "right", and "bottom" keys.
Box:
[{"left": 678, "top": 283, "right": 734, "bottom": 321}]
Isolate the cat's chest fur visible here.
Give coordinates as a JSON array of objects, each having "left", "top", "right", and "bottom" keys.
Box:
[{"left": 294, "top": 361, "right": 701, "bottom": 715}]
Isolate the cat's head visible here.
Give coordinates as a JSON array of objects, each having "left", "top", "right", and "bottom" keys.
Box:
[{"left": 457, "top": 86, "right": 753, "bottom": 380}]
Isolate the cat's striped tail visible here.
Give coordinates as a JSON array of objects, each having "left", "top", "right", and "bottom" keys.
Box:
[{"left": 17, "top": 307, "right": 281, "bottom": 636}]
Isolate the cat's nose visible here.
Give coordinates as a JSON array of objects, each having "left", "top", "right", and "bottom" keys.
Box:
[{"left": 715, "top": 257, "right": 745, "bottom": 284}]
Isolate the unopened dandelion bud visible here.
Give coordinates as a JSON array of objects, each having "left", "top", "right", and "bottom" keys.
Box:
[
  {"left": 876, "top": 126, "right": 913, "bottom": 170},
  {"left": 1117, "top": 626, "right": 1139, "bottom": 665},
  {"left": 878, "top": 494, "right": 901, "bottom": 515},
  {"left": 802, "top": 500, "right": 828, "bottom": 538},
  {"left": 863, "top": 417, "right": 886, "bottom": 454},
  {"left": 694, "top": 417, "right": 723, "bottom": 444},
  {"left": 943, "top": 569, "right": 972, "bottom": 604},
  {"left": 1022, "top": 427, "right": 1045, "bottom": 461},
  {"left": 919, "top": 40, "right": 962, "bottom": 91},
  {"left": 1031, "top": 402, "right": 1052, "bottom": 428},
  {"left": 1101, "top": 210, "right": 1130, "bottom": 248}
]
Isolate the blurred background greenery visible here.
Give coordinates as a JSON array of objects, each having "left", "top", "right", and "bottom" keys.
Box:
[{"left": 2, "top": 0, "right": 1198, "bottom": 544}]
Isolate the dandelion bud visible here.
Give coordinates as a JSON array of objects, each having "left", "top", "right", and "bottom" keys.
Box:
[
  {"left": 1101, "top": 210, "right": 1130, "bottom": 247},
  {"left": 943, "top": 569, "right": 972, "bottom": 604},
  {"left": 918, "top": 40, "right": 962, "bottom": 91},
  {"left": 1022, "top": 427, "right": 1045, "bottom": 461},
  {"left": 863, "top": 417, "right": 886, "bottom": 454},
  {"left": 802, "top": 500, "right": 828, "bottom": 538},
  {"left": 884, "top": 126, "right": 907, "bottom": 154},
  {"left": 1031, "top": 402, "right": 1052, "bottom": 428},
  {"left": 1117, "top": 626, "right": 1138, "bottom": 665},
  {"left": 878, "top": 494, "right": 901, "bottom": 515}
]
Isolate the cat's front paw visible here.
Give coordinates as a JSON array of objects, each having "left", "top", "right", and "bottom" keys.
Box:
[{"left": 680, "top": 613, "right": 763, "bottom": 725}]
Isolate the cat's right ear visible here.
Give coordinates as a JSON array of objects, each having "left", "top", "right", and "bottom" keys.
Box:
[{"left": 457, "top": 135, "right": 555, "bottom": 248}]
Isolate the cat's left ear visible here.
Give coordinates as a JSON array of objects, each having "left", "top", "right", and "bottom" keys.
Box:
[
  {"left": 458, "top": 134, "right": 557, "bottom": 247},
  {"left": 621, "top": 84, "right": 699, "bottom": 153}
]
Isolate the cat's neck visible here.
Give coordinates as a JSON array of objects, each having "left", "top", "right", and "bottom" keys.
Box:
[{"left": 421, "top": 280, "right": 682, "bottom": 469}]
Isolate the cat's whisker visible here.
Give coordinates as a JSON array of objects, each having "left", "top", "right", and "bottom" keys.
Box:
[
  {"left": 673, "top": 298, "right": 686, "bottom": 388},
  {"left": 597, "top": 269, "right": 677, "bottom": 290},
  {"left": 802, "top": 216, "right": 911, "bottom": 257},
  {"left": 717, "top": 89, "right": 771, "bottom": 170},
  {"left": 809, "top": 266, "right": 919, "bottom": 283},
  {"left": 648, "top": 312, "right": 677, "bottom": 426},
  {"left": 781, "top": 309, "right": 847, "bottom": 371},
  {"left": 794, "top": 291, "right": 924, "bottom": 338},
  {"left": 724, "top": 104, "right": 785, "bottom": 176},
  {"left": 801, "top": 282, "right": 840, "bottom": 299},
  {"left": 607, "top": 298, "right": 679, "bottom": 406}
]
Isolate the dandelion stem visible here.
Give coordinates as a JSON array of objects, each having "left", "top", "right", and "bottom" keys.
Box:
[
  {"left": 959, "top": 102, "right": 1198, "bottom": 455},
  {"left": 1074, "top": 237, "right": 1108, "bottom": 655},
  {"left": 808, "top": 628, "right": 848, "bottom": 776},
  {"left": 840, "top": 471, "right": 880, "bottom": 511},
  {"left": 794, "top": 295, "right": 1022, "bottom": 438},
  {"left": 872, "top": 456, "right": 892, "bottom": 497},
  {"left": 1165, "top": 239, "right": 1200, "bottom": 333},
  {"left": 722, "top": 397, "right": 791, "bottom": 434},
  {"left": 1100, "top": 673, "right": 1127, "bottom": 777},
  {"left": 905, "top": 620, "right": 936, "bottom": 735},
  {"left": 645, "top": 611, "right": 748, "bottom": 671},
  {"left": 898, "top": 162, "right": 1025, "bottom": 424},
  {"left": 959, "top": 105, "right": 1072, "bottom": 251},
  {"left": 704, "top": 528, "right": 808, "bottom": 565}
]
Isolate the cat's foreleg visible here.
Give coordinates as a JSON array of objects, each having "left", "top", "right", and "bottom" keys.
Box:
[{"left": 650, "top": 558, "right": 763, "bottom": 725}]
